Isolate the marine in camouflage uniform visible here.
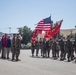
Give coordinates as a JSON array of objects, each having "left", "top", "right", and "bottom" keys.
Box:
[
  {"left": 42, "top": 38, "right": 46, "bottom": 58},
  {"left": 56, "top": 38, "right": 60, "bottom": 58},
  {"left": 46, "top": 39, "right": 51, "bottom": 58},
  {"left": 35, "top": 38, "right": 40, "bottom": 56},
  {"left": 31, "top": 42, "right": 35, "bottom": 57},
  {"left": 39, "top": 38, "right": 43, "bottom": 56},
  {"left": 56, "top": 41, "right": 60, "bottom": 59},
  {"left": 71, "top": 38, "right": 75, "bottom": 60},
  {"left": 52, "top": 38, "right": 57, "bottom": 59},
  {"left": 74, "top": 33, "right": 76, "bottom": 52},
  {"left": 66, "top": 36, "right": 72, "bottom": 62},
  {"left": 0, "top": 38, "right": 1, "bottom": 53},
  {"left": 15, "top": 34, "right": 21, "bottom": 61},
  {"left": 11, "top": 34, "right": 16, "bottom": 61},
  {"left": 52, "top": 38, "right": 56, "bottom": 58},
  {"left": 59, "top": 37, "right": 65, "bottom": 60},
  {"left": 74, "top": 33, "right": 76, "bottom": 62}
]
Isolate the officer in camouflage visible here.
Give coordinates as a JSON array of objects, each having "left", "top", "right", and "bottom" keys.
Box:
[
  {"left": 74, "top": 33, "right": 76, "bottom": 62},
  {"left": 59, "top": 36, "right": 65, "bottom": 60},
  {"left": 15, "top": 34, "right": 22, "bottom": 61},
  {"left": 11, "top": 34, "right": 16, "bottom": 61},
  {"left": 66, "top": 36, "right": 72, "bottom": 62},
  {"left": 35, "top": 37, "right": 40, "bottom": 56},
  {"left": 46, "top": 39, "right": 51, "bottom": 58},
  {"left": 42, "top": 38, "right": 46, "bottom": 58},
  {"left": 39, "top": 38, "right": 43, "bottom": 56},
  {"left": 31, "top": 41, "right": 36, "bottom": 57}
]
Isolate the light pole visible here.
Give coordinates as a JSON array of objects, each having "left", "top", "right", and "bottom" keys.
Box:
[
  {"left": 9, "top": 27, "right": 11, "bottom": 36},
  {"left": 75, "top": 26, "right": 76, "bottom": 28}
]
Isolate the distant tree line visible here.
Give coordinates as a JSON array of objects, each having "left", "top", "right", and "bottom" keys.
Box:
[{"left": 18, "top": 26, "right": 76, "bottom": 45}]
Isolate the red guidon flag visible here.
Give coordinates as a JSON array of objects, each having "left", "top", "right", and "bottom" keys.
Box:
[{"left": 53, "top": 20, "right": 63, "bottom": 34}]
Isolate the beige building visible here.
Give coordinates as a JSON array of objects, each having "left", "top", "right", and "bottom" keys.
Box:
[{"left": 60, "top": 29, "right": 76, "bottom": 38}]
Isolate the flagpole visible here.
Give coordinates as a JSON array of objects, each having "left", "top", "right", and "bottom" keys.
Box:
[{"left": 50, "top": 14, "right": 51, "bottom": 20}]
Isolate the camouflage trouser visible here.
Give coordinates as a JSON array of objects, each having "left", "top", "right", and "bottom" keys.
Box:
[
  {"left": 46, "top": 47, "right": 50, "bottom": 57},
  {"left": 43, "top": 47, "right": 46, "bottom": 57},
  {"left": 31, "top": 46, "right": 35, "bottom": 56},
  {"left": 12, "top": 47, "right": 20, "bottom": 60},
  {"left": 56, "top": 49, "right": 59, "bottom": 58},
  {"left": 60, "top": 48, "right": 65, "bottom": 59},
  {"left": 40, "top": 46, "right": 43, "bottom": 56},
  {"left": 16, "top": 48, "right": 20, "bottom": 60},
  {"left": 36, "top": 46, "right": 39, "bottom": 56},
  {"left": 67, "top": 48, "right": 73, "bottom": 60},
  {"left": 52, "top": 47, "right": 56, "bottom": 58},
  {"left": 12, "top": 47, "right": 16, "bottom": 60}
]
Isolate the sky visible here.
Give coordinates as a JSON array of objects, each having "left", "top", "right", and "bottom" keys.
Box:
[{"left": 0, "top": 0, "right": 76, "bottom": 33}]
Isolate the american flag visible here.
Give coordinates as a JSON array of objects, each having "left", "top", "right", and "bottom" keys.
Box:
[
  {"left": 35, "top": 16, "right": 53, "bottom": 31},
  {"left": 31, "top": 16, "right": 53, "bottom": 42}
]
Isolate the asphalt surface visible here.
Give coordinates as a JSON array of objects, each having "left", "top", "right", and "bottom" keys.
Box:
[{"left": 0, "top": 49, "right": 76, "bottom": 75}]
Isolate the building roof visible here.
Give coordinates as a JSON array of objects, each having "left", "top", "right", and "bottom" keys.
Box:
[{"left": 60, "top": 29, "right": 76, "bottom": 37}]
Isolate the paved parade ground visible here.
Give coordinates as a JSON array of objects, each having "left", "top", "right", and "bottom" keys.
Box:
[{"left": 0, "top": 49, "right": 76, "bottom": 75}]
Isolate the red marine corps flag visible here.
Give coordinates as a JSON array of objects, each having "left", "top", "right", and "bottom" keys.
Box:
[
  {"left": 44, "top": 19, "right": 63, "bottom": 38},
  {"left": 52, "top": 20, "right": 63, "bottom": 34}
]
